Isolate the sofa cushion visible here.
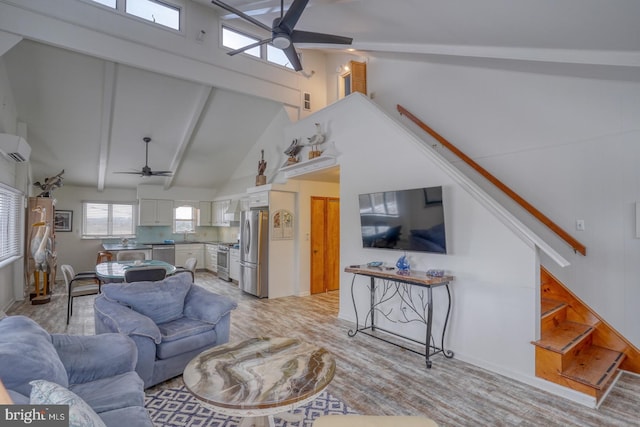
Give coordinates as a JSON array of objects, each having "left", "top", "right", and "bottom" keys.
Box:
[
  {"left": 156, "top": 329, "right": 218, "bottom": 360},
  {"left": 158, "top": 316, "right": 215, "bottom": 343},
  {"left": 30, "top": 380, "right": 106, "bottom": 427},
  {"left": 0, "top": 316, "right": 68, "bottom": 396},
  {"left": 69, "top": 372, "right": 145, "bottom": 414},
  {"left": 102, "top": 274, "right": 192, "bottom": 324}
]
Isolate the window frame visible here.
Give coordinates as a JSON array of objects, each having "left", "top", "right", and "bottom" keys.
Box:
[
  {"left": 0, "top": 183, "right": 24, "bottom": 267},
  {"left": 173, "top": 202, "right": 197, "bottom": 234},
  {"left": 85, "top": 0, "right": 185, "bottom": 33},
  {"left": 221, "top": 25, "right": 298, "bottom": 71},
  {"left": 82, "top": 201, "right": 137, "bottom": 239}
]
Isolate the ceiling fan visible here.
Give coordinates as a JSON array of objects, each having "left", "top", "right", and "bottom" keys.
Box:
[
  {"left": 114, "top": 137, "right": 173, "bottom": 177},
  {"left": 211, "top": 0, "right": 353, "bottom": 71}
]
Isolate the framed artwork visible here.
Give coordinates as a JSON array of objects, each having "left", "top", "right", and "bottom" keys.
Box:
[
  {"left": 54, "top": 210, "right": 73, "bottom": 232},
  {"left": 271, "top": 209, "right": 294, "bottom": 240}
]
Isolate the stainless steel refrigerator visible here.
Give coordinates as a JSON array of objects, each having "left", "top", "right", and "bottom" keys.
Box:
[{"left": 239, "top": 209, "right": 269, "bottom": 298}]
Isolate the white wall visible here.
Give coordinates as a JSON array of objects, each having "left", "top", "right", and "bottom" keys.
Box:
[
  {"left": 350, "top": 54, "right": 640, "bottom": 348},
  {"left": 283, "top": 94, "right": 593, "bottom": 404}
]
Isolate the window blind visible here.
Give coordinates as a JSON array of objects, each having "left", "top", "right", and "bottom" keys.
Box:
[{"left": 0, "top": 183, "right": 24, "bottom": 262}]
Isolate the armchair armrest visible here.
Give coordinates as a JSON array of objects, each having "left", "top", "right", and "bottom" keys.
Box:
[
  {"left": 94, "top": 295, "right": 162, "bottom": 344},
  {"left": 183, "top": 284, "right": 237, "bottom": 325},
  {"left": 51, "top": 333, "right": 137, "bottom": 385}
]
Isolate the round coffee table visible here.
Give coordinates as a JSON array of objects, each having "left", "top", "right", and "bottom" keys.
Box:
[{"left": 183, "top": 337, "right": 336, "bottom": 427}]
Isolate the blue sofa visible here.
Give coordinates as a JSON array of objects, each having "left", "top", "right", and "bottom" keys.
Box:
[
  {"left": 94, "top": 273, "right": 237, "bottom": 388},
  {"left": 0, "top": 315, "right": 152, "bottom": 427}
]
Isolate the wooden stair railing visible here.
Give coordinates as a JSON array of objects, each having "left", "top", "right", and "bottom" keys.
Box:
[
  {"left": 533, "top": 267, "right": 640, "bottom": 403},
  {"left": 397, "top": 104, "right": 586, "bottom": 256}
]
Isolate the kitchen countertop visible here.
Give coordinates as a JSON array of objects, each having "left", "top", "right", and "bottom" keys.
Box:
[{"left": 102, "top": 243, "right": 152, "bottom": 251}]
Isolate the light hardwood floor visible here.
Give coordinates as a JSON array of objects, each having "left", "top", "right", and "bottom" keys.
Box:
[{"left": 7, "top": 272, "right": 640, "bottom": 426}]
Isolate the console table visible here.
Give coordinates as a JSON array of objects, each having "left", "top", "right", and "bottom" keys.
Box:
[{"left": 345, "top": 266, "right": 454, "bottom": 368}]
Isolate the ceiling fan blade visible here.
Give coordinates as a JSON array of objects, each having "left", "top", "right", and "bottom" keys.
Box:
[
  {"left": 290, "top": 30, "right": 353, "bottom": 45},
  {"left": 228, "top": 38, "right": 272, "bottom": 56},
  {"left": 282, "top": 44, "right": 302, "bottom": 71},
  {"left": 279, "top": 0, "right": 310, "bottom": 33},
  {"left": 114, "top": 171, "right": 145, "bottom": 175},
  {"left": 150, "top": 171, "right": 173, "bottom": 176},
  {"left": 211, "top": 0, "right": 272, "bottom": 33}
]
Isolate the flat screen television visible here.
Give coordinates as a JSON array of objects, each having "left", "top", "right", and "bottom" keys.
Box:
[{"left": 358, "top": 186, "right": 447, "bottom": 254}]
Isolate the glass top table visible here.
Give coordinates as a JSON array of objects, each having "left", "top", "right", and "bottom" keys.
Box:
[
  {"left": 183, "top": 337, "right": 335, "bottom": 427},
  {"left": 96, "top": 260, "right": 177, "bottom": 283}
]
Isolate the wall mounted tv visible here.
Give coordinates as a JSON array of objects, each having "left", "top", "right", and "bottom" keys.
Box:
[{"left": 358, "top": 186, "right": 447, "bottom": 254}]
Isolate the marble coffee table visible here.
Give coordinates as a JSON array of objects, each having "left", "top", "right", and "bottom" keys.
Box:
[{"left": 183, "top": 337, "right": 336, "bottom": 427}]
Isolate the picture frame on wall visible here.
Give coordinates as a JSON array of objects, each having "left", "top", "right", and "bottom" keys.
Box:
[{"left": 54, "top": 210, "right": 73, "bottom": 232}]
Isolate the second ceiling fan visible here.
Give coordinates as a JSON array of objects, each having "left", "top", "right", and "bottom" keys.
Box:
[{"left": 211, "top": 0, "right": 353, "bottom": 71}]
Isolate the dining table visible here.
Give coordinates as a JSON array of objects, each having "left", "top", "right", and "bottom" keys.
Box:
[{"left": 96, "top": 260, "right": 177, "bottom": 283}]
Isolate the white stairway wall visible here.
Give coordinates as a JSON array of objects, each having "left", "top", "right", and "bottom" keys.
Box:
[{"left": 285, "top": 94, "right": 593, "bottom": 406}]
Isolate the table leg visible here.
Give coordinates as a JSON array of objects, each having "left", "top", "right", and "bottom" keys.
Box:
[
  {"left": 370, "top": 277, "right": 376, "bottom": 331},
  {"left": 425, "top": 286, "right": 433, "bottom": 368}
]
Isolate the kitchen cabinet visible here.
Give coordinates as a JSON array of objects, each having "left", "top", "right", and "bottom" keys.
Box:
[
  {"left": 139, "top": 199, "right": 173, "bottom": 226},
  {"left": 229, "top": 247, "right": 240, "bottom": 282},
  {"left": 198, "top": 201, "right": 213, "bottom": 226},
  {"left": 198, "top": 201, "right": 230, "bottom": 226},
  {"left": 205, "top": 244, "right": 218, "bottom": 273},
  {"left": 175, "top": 243, "right": 204, "bottom": 269},
  {"left": 212, "top": 200, "right": 230, "bottom": 227}
]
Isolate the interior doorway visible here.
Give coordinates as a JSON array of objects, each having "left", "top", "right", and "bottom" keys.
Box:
[{"left": 310, "top": 196, "right": 340, "bottom": 294}]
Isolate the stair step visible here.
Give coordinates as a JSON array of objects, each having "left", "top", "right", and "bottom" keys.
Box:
[
  {"left": 560, "top": 345, "right": 625, "bottom": 390},
  {"left": 541, "top": 298, "right": 566, "bottom": 317},
  {"left": 534, "top": 320, "right": 593, "bottom": 354}
]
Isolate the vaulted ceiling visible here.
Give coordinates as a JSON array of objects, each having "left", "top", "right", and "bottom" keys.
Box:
[{"left": 2, "top": 0, "right": 638, "bottom": 191}]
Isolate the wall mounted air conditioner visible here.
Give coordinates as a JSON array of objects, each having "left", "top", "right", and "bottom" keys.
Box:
[{"left": 0, "top": 134, "right": 31, "bottom": 162}]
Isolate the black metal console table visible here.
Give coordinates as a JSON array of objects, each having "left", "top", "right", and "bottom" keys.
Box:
[{"left": 345, "top": 266, "right": 454, "bottom": 368}]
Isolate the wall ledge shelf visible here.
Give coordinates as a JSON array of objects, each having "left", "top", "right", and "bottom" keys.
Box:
[{"left": 279, "top": 155, "right": 336, "bottom": 179}]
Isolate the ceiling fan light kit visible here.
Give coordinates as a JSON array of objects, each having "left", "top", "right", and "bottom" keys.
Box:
[{"left": 211, "top": 0, "right": 353, "bottom": 71}]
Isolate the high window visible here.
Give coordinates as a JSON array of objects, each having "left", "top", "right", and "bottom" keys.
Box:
[
  {"left": 82, "top": 202, "right": 136, "bottom": 238},
  {"left": 222, "top": 26, "right": 296, "bottom": 70},
  {"left": 0, "top": 183, "right": 24, "bottom": 263},
  {"left": 88, "top": 0, "right": 181, "bottom": 31}
]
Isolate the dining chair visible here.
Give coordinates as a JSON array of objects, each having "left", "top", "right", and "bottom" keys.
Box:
[
  {"left": 96, "top": 251, "right": 113, "bottom": 264},
  {"left": 61, "top": 264, "right": 101, "bottom": 324},
  {"left": 116, "top": 251, "right": 146, "bottom": 262},
  {"left": 174, "top": 257, "right": 197, "bottom": 282},
  {"left": 124, "top": 266, "right": 167, "bottom": 283}
]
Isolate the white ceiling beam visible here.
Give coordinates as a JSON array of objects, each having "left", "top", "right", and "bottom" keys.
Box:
[
  {"left": 0, "top": 30, "right": 21, "bottom": 57},
  {"left": 97, "top": 61, "right": 117, "bottom": 192},
  {"left": 164, "top": 85, "right": 214, "bottom": 190}
]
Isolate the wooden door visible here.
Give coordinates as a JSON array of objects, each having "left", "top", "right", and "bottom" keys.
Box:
[{"left": 310, "top": 197, "right": 340, "bottom": 294}]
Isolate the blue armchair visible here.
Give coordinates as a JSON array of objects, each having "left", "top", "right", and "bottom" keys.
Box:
[
  {"left": 0, "top": 315, "right": 152, "bottom": 427},
  {"left": 94, "top": 273, "right": 237, "bottom": 388}
]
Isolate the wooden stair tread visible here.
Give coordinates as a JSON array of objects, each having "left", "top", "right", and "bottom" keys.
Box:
[
  {"left": 560, "top": 346, "right": 625, "bottom": 390},
  {"left": 533, "top": 321, "right": 593, "bottom": 353},
  {"left": 541, "top": 298, "right": 566, "bottom": 317}
]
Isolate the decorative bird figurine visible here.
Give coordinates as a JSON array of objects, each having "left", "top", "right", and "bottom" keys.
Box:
[
  {"left": 307, "top": 123, "right": 326, "bottom": 151},
  {"left": 284, "top": 138, "right": 302, "bottom": 157}
]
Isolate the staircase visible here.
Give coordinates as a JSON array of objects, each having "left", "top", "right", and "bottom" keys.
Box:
[{"left": 532, "top": 267, "right": 640, "bottom": 403}]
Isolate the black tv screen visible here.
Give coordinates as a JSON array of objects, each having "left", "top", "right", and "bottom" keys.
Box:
[{"left": 358, "top": 186, "right": 447, "bottom": 254}]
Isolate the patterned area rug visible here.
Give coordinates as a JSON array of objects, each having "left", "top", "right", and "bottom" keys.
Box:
[{"left": 145, "top": 386, "right": 357, "bottom": 426}]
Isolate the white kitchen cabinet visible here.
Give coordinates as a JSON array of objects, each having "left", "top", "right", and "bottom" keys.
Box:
[
  {"left": 212, "top": 200, "right": 230, "bottom": 226},
  {"left": 229, "top": 247, "right": 240, "bottom": 282},
  {"left": 205, "top": 244, "right": 218, "bottom": 273},
  {"left": 198, "top": 201, "right": 213, "bottom": 226},
  {"left": 139, "top": 199, "right": 173, "bottom": 226},
  {"left": 249, "top": 191, "right": 269, "bottom": 208},
  {"left": 175, "top": 243, "right": 204, "bottom": 269}
]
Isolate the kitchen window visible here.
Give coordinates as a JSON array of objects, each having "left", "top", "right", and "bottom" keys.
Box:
[
  {"left": 82, "top": 201, "right": 136, "bottom": 238},
  {"left": 174, "top": 204, "right": 196, "bottom": 234}
]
